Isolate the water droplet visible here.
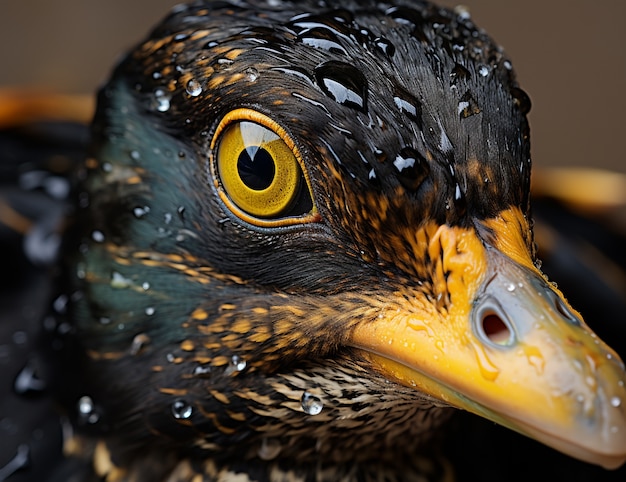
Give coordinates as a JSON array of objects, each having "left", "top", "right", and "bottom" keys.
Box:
[
  {"left": 299, "top": 28, "right": 347, "bottom": 55},
  {"left": 52, "top": 294, "right": 68, "bottom": 315},
  {"left": 437, "top": 124, "right": 453, "bottom": 156},
  {"left": 332, "top": 8, "right": 354, "bottom": 23},
  {"left": 164, "top": 212, "right": 173, "bottom": 224},
  {"left": 142, "top": 282, "right": 150, "bottom": 291},
  {"left": 185, "top": 79, "right": 202, "bottom": 97},
  {"left": 76, "top": 262, "right": 86, "bottom": 279},
  {"left": 153, "top": 88, "right": 171, "bottom": 112},
  {"left": 24, "top": 215, "right": 62, "bottom": 266},
  {"left": 133, "top": 206, "right": 150, "bottom": 218},
  {"left": 374, "top": 36, "right": 395, "bottom": 57},
  {"left": 458, "top": 91, "right": 481, "bottom": 118},
  {"left": 521, "top": 344, "right": 545, "bottom": 374},
  {"left": 98, "top": 317, "right": 111, "bottom": 325},
  {"left": 478, "top": 65, "right": 490, "bottom": 77},
  {"left": 386, "top": 6, "right": 423, "bottom": 27},
  {"left": 129, "top": 150, "right": 141, "bottom": 161},
  {"left": 14, "top": 359, "right": 46, "bottom": 395},
  {"left": 174, "top": 33, "right": 190, "bottom": 42},
  {"left": 77, "top": 395, "right": 99, "bottom": 424},
  {"left": 145, "top": 307, "right": 155, "bottom": 316},
  {"left": 56, "top": 321, "right": 71, "bottom": 336},
  {"left": 258, "top": 437, "right": 282, "bottom": 460},
  {"left": 314, "top": 61, "right": 368, "bottom": 112},
  {"left": 454, "top": 183, "right": 464, "bottom": 202},
  {"left": 374, "top": 148, "right": 386, "bottom": 163},
  {"left": 91, "top": 230, "right": 105, "bottom": 243},
  {"left": 129, "top": 333, "right": 150, "bottom": 356},
  {"left": 611, "top": 397, "right": 622, "bottom": 408},
  {"left": 78, "top": 396, "right": 93, "bottom": 415},
  {"left": 110, "top": 271, "right": 133, "bottom": 289},
  {"left": 243, "top": 67, "right": 259, "bottom": 82},
  {"left": 192, "top": 364, "right": 212, "bottom": 377},
  {"left": 393, "top": 94, "right": 422, "bottom": 126},
  {"left": 393, "top": 147, "right": 430, "bottom": 191},
  {"left": 225, "top": 355, "right": 247, "bottom": 376},
  {"left": 301, "top": 392, "right": 323, "bottom": 415},
  {"left": 20, "top": 170, "right": 71, "bottom": 199},
  {"left": 468, "top": 339, "right": 500, "bottom": 381},
  {"left": 450, "top": 63, "right": 471, "bottom": 87},
  {"left": 506, "top": 283, "right": 516, "bottom": 292},
  {"left": 171, "top": 399, "right": 193, "bottom": 420}
]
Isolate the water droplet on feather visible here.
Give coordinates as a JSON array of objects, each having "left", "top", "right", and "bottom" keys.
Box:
[
  {"left": 393, "top": 147, "right": 430, "bottom": 191},
  {"left": 314, "top": 61, "right": 368, "bottom": 112},
  {"left": 246, "top": 67, "right": 259, "bottom": 82},
  {"left": 393, "top": 95, "right": 422, "bottom": 125},
  {"left": 301, "top": 392, "right": 323, "bottom": 415},
  {"left": 225, "top": 355, "right": 247, "bottom": 376},
  {"left": 14, "top": 359, "right": 46, "bottom": 396},
  {"left": 77, "top": 396, "right": 99, "bottom": 424},
  {"left": 171, "top": 400, "right": 193, "bottom": 419},
  {"left": 133, "top": 206, "right": 150, "bottom": 218},
  {"left": 192, "top": 365, "right": 212, "bottom": 377},
  {"left": 458, "top": 91, "right": 481, "bottom": 118},
  {"left": 153, "top": 88, "right": 171, "bottom": 112},
  {"left": 91, "top": 230, "right": 105, "bottom": 243},
  {"left": 185, "top": 79, "right": 202, "bottom": 97},
  {"left": 374, "top": 36, "right": 395, "bottom": 57},
  {"left": 110, "top": 272, "right": 133, "bottom": 289},
  {"left": 129, "top": 333, "right": 151, "bottom": 356}
]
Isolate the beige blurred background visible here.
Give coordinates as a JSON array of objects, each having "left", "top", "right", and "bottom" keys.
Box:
[{"left": 0, "top": 0, "right": 624, "bottom": 174}]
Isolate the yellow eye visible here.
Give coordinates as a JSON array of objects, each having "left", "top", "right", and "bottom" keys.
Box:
[{"left": 211, "top": 109, "right": 318, "bottom": 227}]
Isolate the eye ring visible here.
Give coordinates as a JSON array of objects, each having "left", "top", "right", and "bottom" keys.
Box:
[{"left": 210, "top": 108, "right": 319, "bottom": 228}]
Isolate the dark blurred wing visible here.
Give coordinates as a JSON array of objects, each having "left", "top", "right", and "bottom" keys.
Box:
[{"left": 0, "top": 92, "right": 92, "bottom": 481}]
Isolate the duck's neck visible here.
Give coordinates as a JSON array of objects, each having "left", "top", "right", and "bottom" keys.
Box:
[{"left": 75, "top": 356, "right": 454, "bottom": 481}]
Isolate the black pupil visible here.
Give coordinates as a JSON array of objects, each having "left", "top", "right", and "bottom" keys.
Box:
[{"left": 237, "top": 147, "right": 275, "bottom": 190}]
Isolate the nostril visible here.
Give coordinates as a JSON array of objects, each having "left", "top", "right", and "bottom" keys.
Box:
[
  {"left": 473, "top": 296, "right": 515, "bottom": 347},
  {"left": 482, "top": 311, "right": 513, "bottom": 346},
  {"left": 552, "top": 293, "right": 582, "bottom": 327}
]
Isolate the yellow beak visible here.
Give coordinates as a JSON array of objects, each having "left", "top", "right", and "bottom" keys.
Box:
[{"left": 350, "top": 208, "right": 626, "bottom": 469}]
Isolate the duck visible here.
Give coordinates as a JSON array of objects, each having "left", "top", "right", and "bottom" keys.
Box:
[{"left": 0, "top": 1, "right": 625, "bottom": 481}]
